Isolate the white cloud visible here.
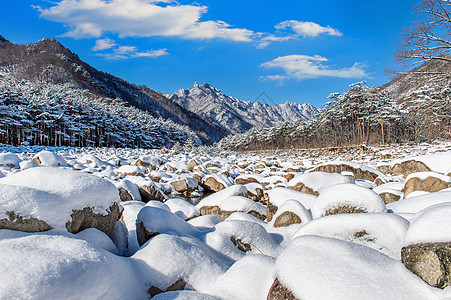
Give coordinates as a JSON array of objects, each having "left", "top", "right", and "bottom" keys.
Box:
[
  {"left": 92, "top": 38, "right": 168, "bottom": 59},
  {"left": 275, "top": 20, "right": 342, "bottom": 38},
  {"left": 34, "top": 0, "right": 255, "bottom": 42},
  {"left": 260, "top": 54, "right": 368, "bottom": 81},
  {"left": 92, "top": 38, "right": 117, "bottom": 51}
]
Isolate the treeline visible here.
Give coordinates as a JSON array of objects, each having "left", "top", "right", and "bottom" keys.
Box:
[
  {"left": 0, "top": 74, "right": 201, "bottom": 148},
  {"left": 219, "top": 80, "right": 451, "bottom": 151}
]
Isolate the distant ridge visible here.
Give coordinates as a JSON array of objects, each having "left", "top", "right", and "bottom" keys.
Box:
[{"left": 168, "top": 82, "right": 321, "bottom": 133}]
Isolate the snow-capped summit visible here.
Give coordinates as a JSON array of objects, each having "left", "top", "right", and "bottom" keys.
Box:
[{"left": 168, "top": 82, "right": 320, "bottom": 134}]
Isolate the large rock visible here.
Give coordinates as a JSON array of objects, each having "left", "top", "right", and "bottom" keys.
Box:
[
  {"left": 0, "top": 167, "right": 121, "bottom": 235},
  {"left": 403, "top": 172, "right": 451, "bottom": 197},
  {"left": 391, "top": 160, "right": 430, "bottom": 177},
  {"left": 402, "top": 243, "right": 451, "bottom": 288},
  {"left": 199, "top": 205, "right": 265, "bottom": 221},
  {"left": 138, "top": 184, "right": 167, "bottom": 202},
  {"left": 273, "top": 212, "right": 302, "bottom": 228},
  {"left": 310, "top": 161, "right": 383, "bottom": 181}
]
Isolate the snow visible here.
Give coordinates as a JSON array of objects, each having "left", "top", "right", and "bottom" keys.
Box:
[
  {"left": 275, "top": 235, "right": 437, "bottom": 300},
  {"left": 120, "top": 201, "right": 146, "bottom": 255},
  {"left": 116, "top": 165, "right": 144, "bottom": 176},
  {"left": 387, "top": 191, "right": 451, "bottom": 214},
  {"left": 0, "top": 167, "right": 120, "bottom": 229},
  {"left": 311, "top": 183, "right": 386, "bottom": 218},
  {"left": 217, "top": 196, "right": 266, "bottom": 216},
  {"left": 109, "top": 220, "right": 128, "bottom": 256},
  {"left": 312, "top": 160, "right": 387, "bottom": 179},
  {"left": 33, "top": 150, "right": 67, "bottom": 167},
  {"left": 287, "top": 171, "right": 354, "bottom": 193},
  {"left": 196, "top": 185, "right": 247, "bottom": 209},
  {"left": 136, "top": 206, "right": 200, "bottom": 237},
  {"left": 265, "top": 187, "right": 317, "bottom": 209},
  {"left": 405, "top": 171, "right": 451, "bottom": 182},
  {"left": 292, "top": 213, "right": 409, "bottom": 259},
  {"left": 165, "top": 197, "right": 200, "bottom": 220},
  {"left": 210, "top": 254, "right": 275, "bottom": 300},
  {"left": 132, "top": 234, "right": 227, "bottom": 292},
  {"left": 204, "top": 220, "right": 281, "bottom": 261},
  {"left": 404, "top": 203, "right": 451, "bottom": 246},
  {"left": 76, "top": 228, "right": 119, "bottom": 255},
  {"left": 0, "top": 152, "right": 21, "bottom": 167},
  {"left": 152, "top": 291, "right": 222, "bottom": 300},
  {"left": 390, "top": 151, "right": 451, "bottom": 174},
  {"left": 115, "top": 179, "right": 141, "bottom": 201},
  {"left": 270, "top": 200, "right": 312, "bottom": 225},
  {"left": 0, "top": 234, "right": 148, "bottom": 299}
]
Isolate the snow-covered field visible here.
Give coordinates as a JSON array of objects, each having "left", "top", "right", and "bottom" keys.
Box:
[{"left": 1, "top": 142, "right": 451, "bottom": 299}]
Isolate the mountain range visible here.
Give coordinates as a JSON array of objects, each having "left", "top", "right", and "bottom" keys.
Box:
[{"left": 168, "top": 82, "right": 320, "bottom": 134}]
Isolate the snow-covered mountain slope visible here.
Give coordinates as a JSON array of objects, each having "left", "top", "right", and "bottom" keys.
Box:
[
  {"left": 167, "top": 82, "right": 320, "bottom": 133},
  {"left": 0, "top": 36, "right": 227, "bottom": 144}
]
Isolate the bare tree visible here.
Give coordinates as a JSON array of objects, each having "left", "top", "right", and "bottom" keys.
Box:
[{"left": 396, "top": 0, "right": 451, "bottom": 69}]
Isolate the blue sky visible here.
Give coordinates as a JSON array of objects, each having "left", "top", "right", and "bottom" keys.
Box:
[{"left": 1, "top": 0, "right": 416, "bottom": 107}]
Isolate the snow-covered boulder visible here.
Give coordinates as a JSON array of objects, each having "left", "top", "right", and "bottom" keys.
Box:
[
  {"left": 264, "top": 187, "right": 316, "bottom": 221},
  {"left": 132, "top": 234, "right": 227, "bottom": 297},
  {"left": 310, "top": 183, "right": 386, "bottom": 218},
  {"left": 287, "top": 171, "right": 353, "bottom": 196},
  {"left": 120, "top": 201, "right": 146, "bottom": 255},
  {"left": 292, "top": 213, "right": 409, "bottom": 259},
  {"left": 136, "top": 206, "right": 199, "bottom": 246},
  {"left": 387, "top": 190, "right": 451, "bottom": 214},
  {"left": 0, "top": 234, "right": 147, "bottom": 299},
  {"left": 115, "top": 179, "right": 141, "bottom": 202},
  {"left": 373, "top": 182, "right": 404, "bottom": 204},
  {"left": 401, "top": 203, "right": 451, "bottom": 288},
  {"left": 197, "top": 195, "right": 266, "bottom": 221},
  {"left": 0, "top": 152, "right": 21, "bottom": 168},
  {"left": 310, "top": 160, "right": 386, "bottom": 181},
  {"left": 152, "top": 291, "right": 221, "bottom": 300},
  {"left": 267, "top": 236, "right": 437, "bottom": 300},
  {"left": 164, "top": 197, "right": 200, "bottom": 220},
  {"left": 210, "top": 254, "right": 275, "bottom": 300},
  {"left": 271, "top": 200, "right": 312, "bottom": 228},
  {"left": 0, "top": 167, "right": 121, "bottom": 234},
  {"left": 204, "top": 174, "right": 233, "bottom": 192},
  {"left": 244, "top": 182, "right": 265, "bottom": 202},
  {"left": 32, "top": 150, "right": 67, "bottom": 167},
  {"left": 235, "top": 174, "right": 265, "bottom": 185},
  {"left": 403, "top": 172, "right": 451, "bottom": 197},
  {"left": 204, "top": 220, "right": 281, "bottom": 261},
  {"left": 135, "top": 155, "right": 164, "bottom": 170},
  {"left": 116, "top": 165, "right": 145, "bottom": 177},
  {"left": 391, "top": 152, "right": 451, "bottom": 177}
]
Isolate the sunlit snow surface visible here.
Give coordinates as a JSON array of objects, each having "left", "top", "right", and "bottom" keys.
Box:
[{"left": 0, "top": 142, "right": 451, "bottom": 299}]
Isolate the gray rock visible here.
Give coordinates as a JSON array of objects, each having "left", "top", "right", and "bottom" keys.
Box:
[{"left": 402, "top": 242, "right": 451, "bottom": 288}]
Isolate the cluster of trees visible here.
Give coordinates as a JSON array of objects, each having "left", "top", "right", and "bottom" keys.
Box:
[
  {"left": 219, "top": 82, "right": 413, "bottom": 151},
  {"left": 0, "top": 74, "right": 201, "bottom": 148}
]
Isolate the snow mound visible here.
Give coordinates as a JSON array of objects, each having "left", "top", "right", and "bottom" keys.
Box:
[
  {"left": 165, "top": 197, "right": 200, "bottom": 220},
  {"left": 136, "top": 206, "right": 200, "bottom": 237},
  {"left": 132, "top": 234, "right": 227, "bottom": 292},
  {"left": 218, "top": 196, "right": 266, "bottom": 216},
  {"left": 287, "top": 171, "right": 353, "bottom": 194},
  {"left": 274, "top": 235, "right": 437, "bottom": 300},
  {"left": 120, "top": 201, "right": 146, "bottom": 255},
  {"left": 115, "top": 179, "right": 141, "bottom": 201},
  {"left": 204, "top": 220, "right": 281, "bottom": 261},
  {"left": 292, "top": 213, "right": 409, "bottom": 259},
  {"left": 387, "top": 191, "right": 451, "bottom": 214},
  {"left": 196, "top": 185, "right": 247, "bottom": 209},
  {"left": 0, "top": 234, "right": 147, "bottom": 299},
  {"left": 32, "top": 150, "right": 67, "bottom": 167},
  {"left": 0, "top": 152, "right": 21, "bottom": 168},
  {"left": 391, "top": 151, "right": 451, "bottom": 174},
  {"left": 211, "top": 254, "right": 275, "bottom": 300},
  {"left": 0, "top": 167, "right": 120, "bottom": 229},
  {"left": 311, "top": 183, "right": 386, "bottom": 218},
  {"left": 270, "top": 200, "right": 312, "bottom": 226},
  {"left": 406, "top": 171, "right": 451, "bottom": 182},
  {"left": 404, "top": 203, "right": 451, "bottom": 246},
  {"left": 265, "top": 187, "right": 317, "bottom": 209}
]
